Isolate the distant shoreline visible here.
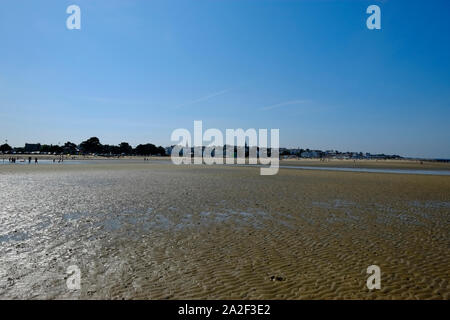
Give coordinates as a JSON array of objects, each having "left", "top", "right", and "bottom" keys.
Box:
[{"left": 2, "top": 155, "right": 450, "bottom": 172}]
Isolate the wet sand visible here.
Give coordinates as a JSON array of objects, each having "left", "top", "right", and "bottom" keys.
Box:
[
  {"left": 280, "top": 158, "right": 450, "bottom": 171},
  {"left": 0, "top": 162, "right": 449, "bottom": 299},
  {"left": 3, "top": 155, "right": 450, "bottom": 171}
]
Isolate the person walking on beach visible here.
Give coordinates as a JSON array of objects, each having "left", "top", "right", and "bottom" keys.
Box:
[
  {"left": 28, "top": 157, "right": 32, "bottom": 164},
  {"left": 35, "top": 157, "right": 38, "bottom": 164}
]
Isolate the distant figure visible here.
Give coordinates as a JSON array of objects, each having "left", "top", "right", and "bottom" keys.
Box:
[
  {"left": 35, "top": 157, "right": 38, "bottom": 164},
  {"left": 53, "top": 159, "right": 56, "bottom": 163},
  {"left": 28, "top": 157, "right": 32, "bottom": 164}
]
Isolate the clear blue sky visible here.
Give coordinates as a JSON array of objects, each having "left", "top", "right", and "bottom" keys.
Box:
[{"left": 1, "top": 0, "right": 449, "bottom": 158}]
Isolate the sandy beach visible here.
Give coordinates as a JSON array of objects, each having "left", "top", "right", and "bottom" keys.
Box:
[
  {"left": 3, "top": 155, "right": 450, "bottom": 170},
  {"left": 280, "top": 158, "right": 450, "bottom": 171},
  {"left": 0, "top": 160, "right": 449, "bottom": 299}
]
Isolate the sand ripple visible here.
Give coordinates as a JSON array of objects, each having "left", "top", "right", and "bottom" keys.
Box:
[{"left": 0, "top": 163, "right": 449, "bottom": 299}]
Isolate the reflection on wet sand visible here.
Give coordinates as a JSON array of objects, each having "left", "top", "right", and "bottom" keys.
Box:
[{"left": 0, "top": 162, "right": 449, "bottom": 299}]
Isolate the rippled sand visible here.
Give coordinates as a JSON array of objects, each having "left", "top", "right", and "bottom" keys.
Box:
[{"left": 0, "top": 162, "right": 449, "bottom": 299}]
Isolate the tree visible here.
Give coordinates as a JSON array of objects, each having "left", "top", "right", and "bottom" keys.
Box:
[
  {"left": 102, "top": 144, "right": 120, "bottom": 155},
  {"left": 119, "top": 142, "right": 133, "bottom": 155},
  {"left": 63, "top": 142, "right": 78, "bottom": 154},
  {"left": 0, "top": 143, "right": 12, "bottom": 153},
  {"left": 41, "top": 144, "right": 63, "bottom": 154},
  {"left": 79, "top": 137, "right": 102, "bottom": 154},
  {"left": 135, "top": 143, "right": 158, "bottom": 156},
  {"left": 51, "top": 145, "right": 63, "bottom": 154},
  {"left": 40, "top": 145, "right": 51, "bottom": 153},
  {"left": 157, "top": 146, "right": 166, "bottom": 156}
]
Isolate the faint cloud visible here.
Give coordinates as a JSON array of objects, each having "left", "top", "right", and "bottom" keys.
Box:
[
  {"left": 83, "top": 96, "right": 148, "bottom": 105},
  {"left": 175, "top": 88, "right": 231, "bottom": 108},
  {"left": 261, "top": 99, "right": 311, "bottom": 111}
]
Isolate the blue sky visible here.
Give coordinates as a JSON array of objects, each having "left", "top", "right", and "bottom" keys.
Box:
[{"left": 0, "top": 0, "right": 449, "bottom": 158}]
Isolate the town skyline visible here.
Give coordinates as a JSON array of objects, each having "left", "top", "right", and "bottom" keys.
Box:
[
  {"left": 1, "top": 137, "right": 435, "bottom": 160},
  {"left": 0, "top": 133, "right": 447, "bottom": 160}
]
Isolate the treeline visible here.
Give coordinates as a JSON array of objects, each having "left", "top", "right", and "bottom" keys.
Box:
[
  {"left": 79, "top": 137, "right": 165, "bottom": 156},
  {"left": 0, "top": 137, "right": 166, "bottom": 156},
  {"left": 0, "top": 143, "right": 13, "bottom": 153}
]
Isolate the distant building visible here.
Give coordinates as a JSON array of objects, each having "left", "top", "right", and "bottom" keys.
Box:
[
  {"left": 301, "top": 150, "right": 320, "bottom": 158},
  {"left": 165, "top": 146, "right": 173, "bottom": 156},
  {"left": 24, "top": 143, "right": 41, "bottom": 153},
  {"left": 288, "top": 148, "right": 302, "bottom": 155}
]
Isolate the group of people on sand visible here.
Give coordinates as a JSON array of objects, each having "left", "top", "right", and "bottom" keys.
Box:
[
  {"left": 5, "top": 157, "right": 39, "bottom": 164},
  {"left": 3, "top": 156, "right": 65, "bottom": 164},
  {"left": 52, "top": 157, "right": 64, "bottom": 163}
]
